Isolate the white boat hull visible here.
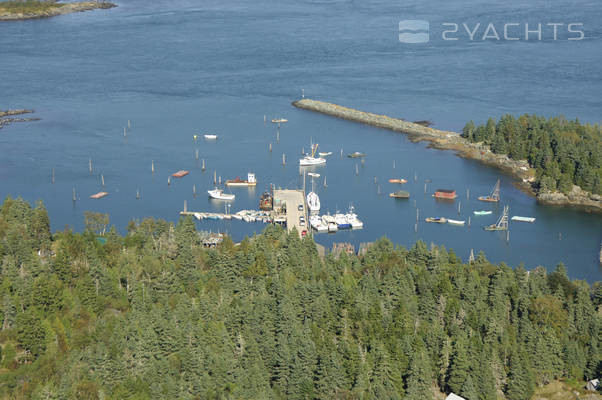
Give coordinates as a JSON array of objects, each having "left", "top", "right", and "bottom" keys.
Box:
[{"left": 208, "top": 189, "right": 235, "bottom": 200}]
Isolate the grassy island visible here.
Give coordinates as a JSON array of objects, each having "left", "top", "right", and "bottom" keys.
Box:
[{"left": 0, "top": 0, "right": 115, "bottom": 21}]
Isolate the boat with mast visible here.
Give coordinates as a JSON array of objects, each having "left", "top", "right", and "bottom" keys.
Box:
[
  {"left": 300, "top": 143, "right": 326, "bottom": 166},
  {"left": 478, "top": 178, "right": 500, "bottom": 202},
  {"left": 307, "top": 191, "right": 320, "bottom": 212},
  {"left": 485, "top": 205, "right": 509, "bottom": 230}
]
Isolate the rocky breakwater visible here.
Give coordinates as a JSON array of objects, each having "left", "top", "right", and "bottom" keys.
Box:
[
  {"left": 0, "top": 1, "right": 115, "bottom": 21},
  {"left": 0, "top": 109, "right": 39, "bottom": 130},
  {"left": 292, "top": 99, "right": 601, "bottom": 212}
]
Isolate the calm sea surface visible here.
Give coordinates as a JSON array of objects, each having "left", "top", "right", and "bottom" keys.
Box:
[{"left": 0, "top": 0, "right": 601, "bottom": 281}]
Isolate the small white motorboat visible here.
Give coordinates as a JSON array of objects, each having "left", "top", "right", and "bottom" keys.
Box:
[
  {"left": 307, "top": 191, "right": 320, "bottom": 212},
  {"left": 208, "top": 188, "right": 234, "bottom": 200},
  {"left": 511, "top": 216, "right": 536, "bottom": 223},
  {"left": 318, "top": 151, "right": 332, "bottom": 157},
  {"left": 204, "top": 134, "right": 218, "bottom": 140},
  {"left": 307, "top": 172, "right": 320, "bottom": 178},
  {"left": 447, "top": 219, "right": 465, "bottom": 226},
  {"left": 300, "top": 143, "right": 326, "bottom": 166}
]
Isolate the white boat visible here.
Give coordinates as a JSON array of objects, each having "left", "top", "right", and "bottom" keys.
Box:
[
  {"left": 318, "top": 152, "right": 332, "bottom": 156},
  {"left": 473, "top": 210, "right": 493, "bottom": 216},
  {"left": 447, "top": 219, "right": 465, "bottom": 226},
  {"left": 345, "top": 207, "right": 363, "bottom": 229},
  {"left": 271, "top": 118, "right": 288, "bottom": 123},
  {"left": 300, "top": 143, "right": 326, "bottom": 166},
  {"left": 208, "top": 188, "right": 235, "bottom": 200},
  {"left": 511, "top": 216, "right": 536, "bottom": 223},
  {"left": 307, "top": 172, "right": 320, "bottom": 178},
  {"left": 226, "top": 172, "right": 257, "bottom": 187},
  {"left": 204, "top": 134, "right": 218, "bottom": 140},
  {"left": 335, "top": 213, "right": 351, "bottom": 229},
  {"left": 307, "top": 191, "right": 320, "bottom": 212},
  {"left": 310, "top": 215, "right": 328, "bottom": 233},
  {"left": 322, "top": 214, "right": 338, "bottom": 232}
]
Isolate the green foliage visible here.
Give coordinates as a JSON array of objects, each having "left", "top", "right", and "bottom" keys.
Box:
[
  {"left": 462, "top": 114, "right": 602, "bottom": 194},
  {"left": 0, "top": 1, "right": 61, "bottom": 14},
  {"left": 0, "top": 199, "right": 599, "bottom": 399}
]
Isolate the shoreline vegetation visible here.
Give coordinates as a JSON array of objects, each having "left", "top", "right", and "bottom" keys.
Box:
[
  {"left": 292, "top": 99, "right": 602, "bottom": 213},
  {"left": 0, "top": 197, "right": 600, "bottom": 399},
  {"left": 0, "top": 0, "right": 115, "bottom": 21},
  {"left": 0, "top": 109, "right": 39, "bottom": 130}
]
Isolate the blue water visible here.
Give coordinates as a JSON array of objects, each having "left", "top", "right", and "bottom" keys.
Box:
[{"left": 0, "top": 0, "right": 601, "bottom": 281}]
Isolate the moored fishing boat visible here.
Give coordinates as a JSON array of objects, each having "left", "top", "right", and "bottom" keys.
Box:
[
  {"left": 347, "top": 151, "right": 366, "bottom": 158},
  {"left": 511, "top": 216, "right": 536, "bottom": 223},
  {"left": 473, "top": 210, "right": 493, "bottom": 216},
  {"left": 259, "top": 191, "right": 273, "bottom": 210},
  {"left": 447, "top": 219, "right": 465, "bottom": 226},
  {"left": 171, "top": 170, "right": 190, "bottom": 178},
  {"left": 208, "top": 188, "right": 235, "bottom": 201},
  {"left": 318, "top": 151, "right": 332, "bottom": 156},
  {"left": 433, "top": 189, "right": 457, "bottom": 200},
  {"left": 389, "top": 178, "right": 408, "bottom": 184},
  {"left": 226, "top": 173, "right": 256, "bottom": 187},
  {"left": 307, "top": 172, "right": 320, "bottom": 178},
  {"left": 485, "top": 205, "right": 509, "bottom": 230},
  {"left": 300, "top": 143, "right": 326, "bottom": 166},
  {"left": 478, "top": 178, "right": 500, "bottom": 202},
  {"left": 389, "top": 190, "right": 410, "bottom": 199},
  {"left": 425, "top": 217, "right": 447, "bottom": 223},
  {"left": 322, "top": 214, "right": 338, "bottom": 232},
  {"left": 90, "top": 191, "right": 109, "bottom": 199}
]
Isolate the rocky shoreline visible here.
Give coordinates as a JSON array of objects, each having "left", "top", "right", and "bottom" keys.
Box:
[
  {"left": 292, "top": 99, "right": 601, "bottom": 213},
  {"left": 0, "top": 109, "right": 39, "bottom": 130},
  {"left": 0, "top": 2, "right": 115, "bottom": 21}
]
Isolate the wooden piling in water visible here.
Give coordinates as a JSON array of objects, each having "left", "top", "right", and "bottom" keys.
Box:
[
  {"left": 393, "top": 160, "right": 396, "bottom": 169},
  {"left": 89, "top": 158, "right": 92, "bottom": 174},
  {"left": 123, "top": 127, "right": 126, "bottom": 137},
  {"left": 128, "top": 120, "right": 131, "bottom": 129},
  {"left": 202, "top": 159, "right": 206, "bottom": 171},
  {"left": 214, "top": 171, "right": 217, "bottom": 184},
  {"left": 136, "top": 189, "right": 140, "bottom": 199},
  {"left": 466, "top": 188, "right": 470, "bottom": 199},
  {"left": 51, "top": 168, "right": 55, "bottom": 184},
  {"left": 193, "top": 184, "right": 196, "bottom": 196},
  {"left": 458, "top": 201, "right": 461, "bottom": 214},
  {"left": 152, "top": 160, "right": 155, "bottom": 174},
  {"left": 195, "top": 149, "right": 199, "bottom": 160},
  {"left": 72, "top": 188, "right": 76, "bottom": 202},
  {"left": 282, "top": 153, "right": 286, "bottom": 166},
  {"left": 184, "top": 200, "right": 187, "bottom": 213},
  {"left": 101, "top": 174, "right": 105, "bottom": 187},
  {"left": 269, "top": 143, "right": 272, "bottom": 152}
]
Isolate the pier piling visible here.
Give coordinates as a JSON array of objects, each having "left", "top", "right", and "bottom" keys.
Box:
[
  {"left": 89, "top": 158, "right": 93, "bottom": 174},
  {"left": 136, "top": 189, "right": 140, "bottom": 199},
  {"left": 128, "top": 120, "right": 131, "bottom": 129},
  {"left": 152, "top": 160, "right": 155, "bottom": 174},
  {"left": 269, "top": 143, "right": 272, "bottom": 152},
  {"left": 51, "top": 168, "right": 55, "bottom": 184},
  {"left": 202, "top": 159, "right": 206, "bottom": 171},
  {"left": 282, "top": 153, "right": 286, "bottom": 166},
  {"left": 214, "top": 171, "right": 217, "bottom": 184},
  {"left": 72, "top": 188, "right": 76, "bottom": 202},
  {"left": 193, "top": 184, "right": 196, "bottom": 197},
  {"left": 101, "top": 174, "right": 105, "bottom": 187},
  {"left": 195, "top": 149, "right": 199, "bottom": 160},
  {"left": 168, "top": 176, "right": 171, "bottom": 185},
  {"left": 458, "top": 201, "right": 461, "bottom": 214}
]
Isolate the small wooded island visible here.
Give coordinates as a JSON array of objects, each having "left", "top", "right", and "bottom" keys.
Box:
[{"left": 0, "top": 0, "right": 115, "bottom": 21}]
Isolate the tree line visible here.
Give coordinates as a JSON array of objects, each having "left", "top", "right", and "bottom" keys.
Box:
[
  {"left": 0, "top": 196, "right": 600, "bottom": 399},
  {"left": 462, "top": 114, "right": 601, "bottom": 195}
]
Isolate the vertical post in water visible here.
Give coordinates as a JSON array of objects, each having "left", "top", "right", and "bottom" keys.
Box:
[
  {"left": 123, "top": 127, "right": 126, "bottom": 137},
  {"left": 424, "top": 183, "right": 427, "bottom": 194},
  {"left": 458, "top": 201, "right": 461, "bottom": 215},
  {"left": 202, "top": 159, "right": 206, "bottom": 171},
  {"left": 393, "top": 160, "right": 396, "bottom": 169},
  {"left": 101, "top": 174, "right": 105, "bottom": 187},
  {"left": 51, "top": 168, "right": 55, "bottom": 184},
  {"left": 184, "top": 200, "right": 187, "bottom": 213},
  {"left": 72, "top": 188, "right": 76, "bottom": 202},
  {"left": 89, "top": 158, "right": 92, "bottom": 174},
  {"left": 214, "top": 171, "right": 217, "bottom": 184},
  {"left": 276, "top": 129, "right": 280, "bottom": 143},
  {"left": 416, "top": 208, "right": 419, "bottom": 221},
  {"left": 168, "top": 176, "right": 171, "bottom": 186},
  {"left": 340, "top": 148, "right": 343, "bottom": 158},
  {"left": 218, "top": 176, "right": 221, "bottom": 185},
  {"left": 282, "top": 153, "right": 286, "bottom": 166},
  {"left": 136, "top": 189, "right": 140, "bottom": 199},
  {"left": 507, "top": 229, "right": 510, "bottom": 243},
  {"left": 269, "top": 143, "right": 272, "bottom": 152},
  {"left": 193, "top": 184, "right": 196, "bottom": 197},
  {"left": 377, "top": 185, "right": 381, "bottom": 195},
  {"left": 468, "top": 216, "right": 471, "bottom": 227},
  {"left": 355, "top": 164, "right": 358, "bottom": 175},
  {"left": 414, "top": 223, "right": 418, "bottom": 233},
  {"left": 128, "top": 120, "right": 131, "bottom": 129},
  {"left": 466, "top": 188, "right": 470, "bottom": 199},
  {"left": 195, "top": 149, "right": 199, "bottom": 160},
  {"left": 151, "top": 160, "right": 155, "bottom": 174},
  {"left": 264, "top": 115, "right": 266, "bottom": 123},
  {"left": 414, "top": 172, "right": 417, "bottom": 182}
]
